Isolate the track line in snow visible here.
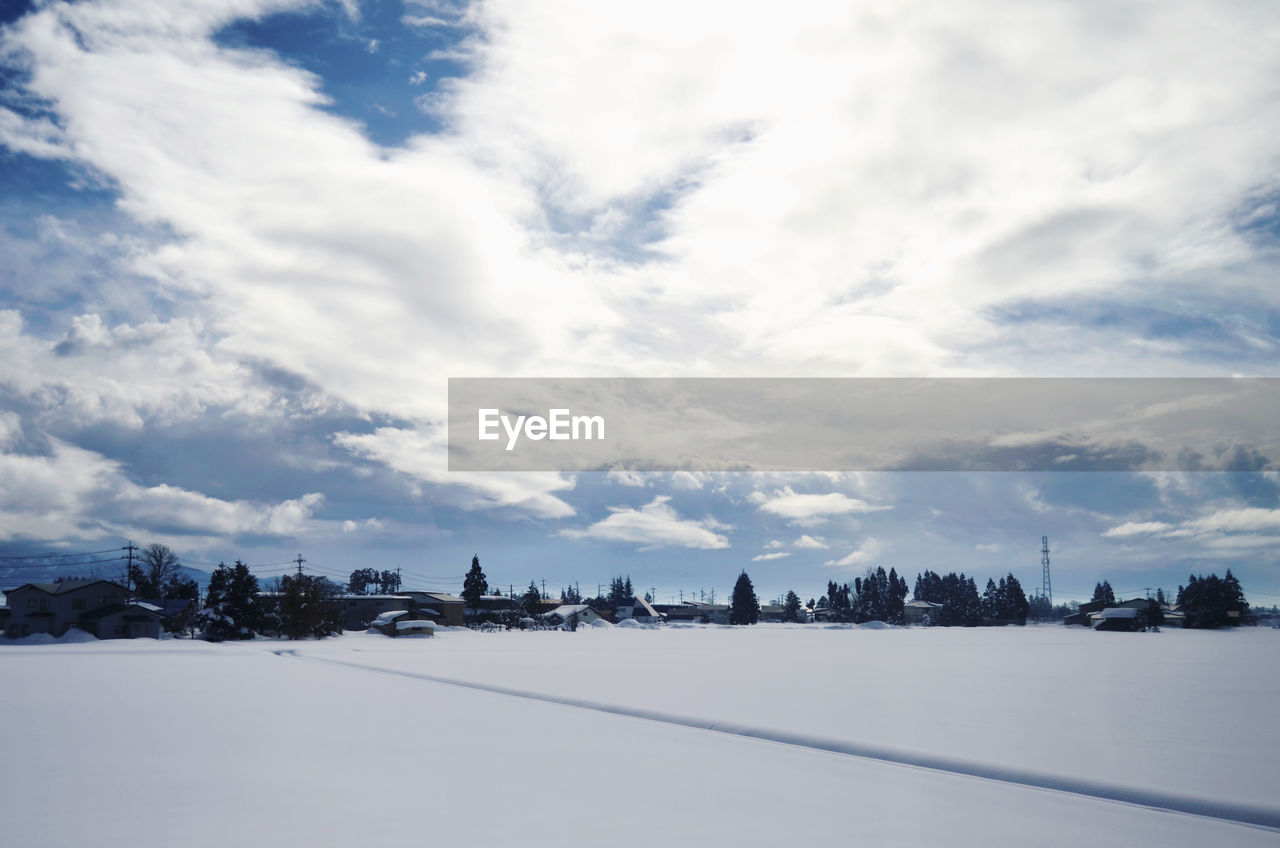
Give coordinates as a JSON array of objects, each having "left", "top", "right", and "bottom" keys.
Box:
[{"left": 288, "top": 650, "right": 1280, "bottom": 833}]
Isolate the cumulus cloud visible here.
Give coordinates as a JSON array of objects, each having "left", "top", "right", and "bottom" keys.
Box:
[
  {"left": 606, "top": 468, "right": 649, "bottom": 487},
  {"left": 756, "top": 487, "right": 890, "bottom": 526},
  {"left": 793, "top": 534, "right": 828, "bottom": 549},
  {"left": 752, "top": 551, "right": 790, "bottom": 561},
  {"left": 670, "top": 470, "right": 708, "bottom": 490},
  {"left": 0, "top": 438, "right": 325, "bottom": 544},
  {"left": 335, "top": 425, "right": 576, "bottom": 519},
  {"left": 560, "top": 495, "right": 730, "bottom": 549},
  {"left": 823, "top": 537, "right": 884, "bottom": 568}
]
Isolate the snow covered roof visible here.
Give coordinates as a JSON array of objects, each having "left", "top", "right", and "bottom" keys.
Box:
[
  {"left": 1097, "top": 607, "right": 1140, "bottom": 619},
  {"left": 905, "top": 600, "right": 944, "bottom": 609},
  {"left": 395, "top": 620, "right": 434, "bottom": 631},
  {"left": 543, "top": 604, "right": 591, "bottom": 619}
]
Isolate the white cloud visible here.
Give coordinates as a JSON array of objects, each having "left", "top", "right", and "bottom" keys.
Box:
[
  {"left": 823, "top": 537, "right": 884, "bottom": 568},
  {"left": 793, "top": 534, "right": 828, "bottom": 549},
  {"left": 752, "top": 551, "right": 790, "bottom": 561},
  {"left": 757, "top": 487, "right": 890, "bottom": 526},
  {"left": 975, "top": 542, "right": 1003, "bottom": 553},
  {"left": 0, "top": 438, "right": 325, "bottom": 544},
  {"left": 670, "top": 470, "right": 708, "bottom": 490},
  {"left": 1102, "top": 521, "right": 1174, "bottom": 538},
  {"left": 560, "top": 496, "right": 730, "bottom": 549},
  {"left": 763, "top": 539, "right": 784, "bottom": 549},
  {"left": 335, "top": 426, "right": 576, "bottom": 519},
  {"left": 606, "top": 468, "right": 649, "bottom": 487}
]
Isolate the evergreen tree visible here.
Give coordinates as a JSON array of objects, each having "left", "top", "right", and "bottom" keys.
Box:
[
  {"left": 561, "top": 584, "right": 582, "bottom": 604},
  {"left": 278, "top": 574, "right": 343, "bottom": 639},
  {"left": 461, "top": 555, "right": 488, "bottom": 622},
  {"left": 782, "top": 590, "right": 802, "bottom": 622},
  {"left": 1178, "top": 571, "right": 1249, "bottom": 628},
  {"left": 522, "top": 580, "right": 543, "bottom": 615},
  {"left": 1092, "top": 580, "right": 1115, "bottom": 605},
  {"left": 201, "top": 560, "right": 260, "bottom": 641},
  {"left": 1002, "top": 573, "right": 1029, "bottom": 624},
  {"left": 730, "top": 571, "right": 759, "bottom": 625}
]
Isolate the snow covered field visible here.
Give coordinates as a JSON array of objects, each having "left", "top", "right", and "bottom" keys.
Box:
[{"left": 2, "top": 624, "right": 1277, "bottom": 846}]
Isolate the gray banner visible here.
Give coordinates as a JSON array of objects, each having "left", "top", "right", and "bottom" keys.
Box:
[{"left": 447, "top": 378, "right": 1279, "bottom": 472}]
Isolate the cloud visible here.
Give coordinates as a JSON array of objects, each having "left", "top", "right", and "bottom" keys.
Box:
[
  {"left": 335, "top": 426, "right": 576, "bottom": 519},
  {"left": 1102, "top": 521, "right": 1174, "bottom": 538},
  {"left": 606, "top": 468, "right": 648, "bottom": 487},
  {"left": 757, "top": 487, "right": 890, "bottom": 526},
  {"left": 560, "top": 496, "right": 730, "bottom": 549},
  {"left": 0, "top": 438, "right": 326, "bottom": 544},
  {"left": 752, "top": 551, "right": 790, "bottom": 561},
  {"left": 763, "top": 539, "right": 784, "bottom": 549},
  {"left": 793, "top": 534, "right": 828, "bottom": 549},
  {"left": 670, "top": 470, "right": 708, "bottom": 490},
  {"left": 823, "top": 537, "right": 884, "bottom": 568},
  {"left": 975, "top": 542, "right": 1003, "bottom": 552}
]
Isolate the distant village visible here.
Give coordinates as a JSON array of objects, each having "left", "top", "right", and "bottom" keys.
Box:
[{"left": 0, "top": 545, "right": 1270, "bottom": 641}]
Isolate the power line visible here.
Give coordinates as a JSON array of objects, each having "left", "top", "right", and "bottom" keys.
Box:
[{"left": 0, "top": 548, "right": 123, "bottom": 561}]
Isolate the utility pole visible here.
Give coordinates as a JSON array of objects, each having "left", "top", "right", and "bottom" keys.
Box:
[
  {"left": 123, "top": 540, "right": 137, "bottom": 601},
  {"left": 1040, "top": 537, "right": 1052, "bottom": 606},
  {"left": 295, "top": 553, "right": 305, "bottom": 576},
  {"left": 396, "top": 565, "right": 402, "bottom": 591},
  {"left": 541, "top": 578, "right": 546, "bottom": 598}
]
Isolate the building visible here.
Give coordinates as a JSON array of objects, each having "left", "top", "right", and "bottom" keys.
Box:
[
  {"left": 1091, "top": 607, "right": 1144, "bottom": 632},
  {"left": 398, "top": 591, "right": 465, "bottom": 627},
  {"left": 367, "top": 609, "right": 437, "bottom": 637},
  {"left": 78, "top": 602, "right": 165, "bottom": 639},
  {"left": 615, "top": 596, "right": 664, "bottom": 624},
  {"left": 904, "top": 600, "right": 943, "bottom": 626},
  {"left": 541, "top": 604, "right": 603, "bottom": 629},
  {"left": 2, "top": 580, "right": 156, "bottom": 639},
  {"left": 338, "top": 595, "right": 413, "bottom": 631}
]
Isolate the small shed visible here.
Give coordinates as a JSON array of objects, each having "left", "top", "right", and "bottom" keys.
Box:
[
  {"left": 368, "top": 609, "right": 436, "bottom": 637},
  {"left": 541, "top": 604, "right": 603, "bottom": 629},
  {"left": 904, "top": 600, "right": 944, "bottom": 626},
  {"left": 1091, "top": 607, "right": 1143, "bottom": 632}
]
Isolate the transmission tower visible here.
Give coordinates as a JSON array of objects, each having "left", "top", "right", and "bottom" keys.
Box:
[{"left": 1041, "top": 536, "right": 1052, "bottom": 606}]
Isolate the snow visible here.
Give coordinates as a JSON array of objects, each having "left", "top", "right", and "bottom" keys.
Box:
[{"left": 1, "top": 625, "right": 1276, "bottom": 846}]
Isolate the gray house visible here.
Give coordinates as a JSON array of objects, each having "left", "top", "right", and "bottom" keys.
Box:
[{"left": 2, "top": 580, "right": 150, "bottom": 638}]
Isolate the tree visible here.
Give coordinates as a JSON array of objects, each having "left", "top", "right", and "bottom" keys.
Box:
[
  {"left": 561, "top": 584, "right": 582, "bottom": 604},
  {"left": 201, "top": 560, "right": 260, "bottom": 641},
  {"left": 462, "top": 555, "right": 488, "bottom": 622},
  {"left": 1092, "top": 580, "right": 1115, "bottom": 606},
  {"left": 1178, "top": 571, "right": 1249, "bottom": 628},
  {"left": 782, "top": 590, "right": 802, "bottom": 622},
  {"left": 348, "top": 568, "right": 374, "bottom": 595},
  {"left": 521, "top": 580, "right": 543, "bottom": 616},
  {"left": 131, "top": 543, "right": 183, "bottom": 598},
  {"left": 277, "top": 574, "right": 343, "bottom": 639},
  {"left": 730, "top": 571, "right": 759, "bottom": 625}
]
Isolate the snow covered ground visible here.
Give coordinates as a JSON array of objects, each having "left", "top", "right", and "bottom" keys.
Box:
[{"left": 1, "top": 624, "right": 1276, "bottom": 846}]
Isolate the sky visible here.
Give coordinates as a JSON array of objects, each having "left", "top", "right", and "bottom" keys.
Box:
[{"left": 1, "top": 0, "right": 1278, "bottom": 608}]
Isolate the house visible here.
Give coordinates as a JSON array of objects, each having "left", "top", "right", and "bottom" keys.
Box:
[
  {"left": 3, "top": 580, "right": 136, "bottom": 638},
  {"left": 678, "top": 601, "right": 730, "bottom": 624},
  {"left": 367, "top": 609, "right": 437, "bottom": 637},
  {"left": 78, "top": 602, "right": 165, "bottom": 639},
  {"left": 541, "top": 604, "right": 603, "bottom": 629},
  {"left": 1091, "top": 607, "right": 1144, "bottom": 631},
  {"left": 398, "top": 591, "right": 465, "bottom": 627},
  {"left": 904, "top": 600, "right": 943, "bottom": 626},
  {"left": 338, "top": 595, "right": 413, "bottom": 630},
  {"left": 614, "top": 596, "right": 664, "bottom": 624}
]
